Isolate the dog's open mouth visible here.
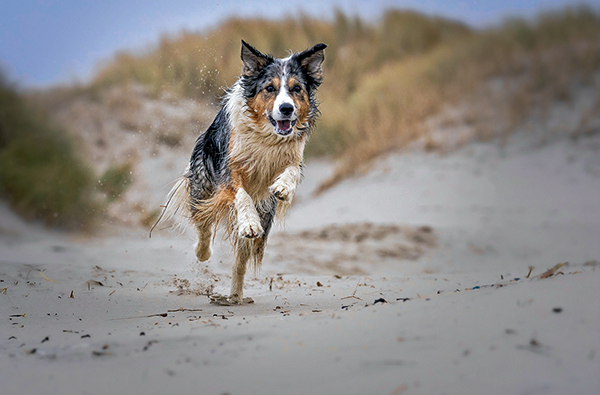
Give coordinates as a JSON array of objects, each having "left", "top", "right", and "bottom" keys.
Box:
[{"left": 269, "top": 116, "right": 297, "bottom": 136}]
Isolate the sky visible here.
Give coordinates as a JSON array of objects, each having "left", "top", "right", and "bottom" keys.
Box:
[{"left": 0, "top": 0, "right": 597, "bottom": 88}]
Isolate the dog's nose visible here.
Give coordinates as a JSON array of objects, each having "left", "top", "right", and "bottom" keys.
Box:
[{"left": 279, "top": 103, "right": 294, "bottom": 117}]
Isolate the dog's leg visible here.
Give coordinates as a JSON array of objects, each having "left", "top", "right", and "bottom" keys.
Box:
[
  {"left": 269, "top": 165, "right": 301, "bottom": 203},
  {"left": 194, "top": 222, "right": 212, "bottom": 262},
  {"left": 251, "top": 198, "right": 276, "bottom": 270},
  {"left": 229, "top": 238, "right": 252, "bottom": 304},
  {"left": 234, "top": 188, "right": 263, "bottom": 239},
  {"left": 223, "top": 198, "right": 275, "bottom": 305}
]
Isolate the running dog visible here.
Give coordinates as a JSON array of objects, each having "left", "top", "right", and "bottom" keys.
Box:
[{"left": 159, "top": 40, "right": 326, "bottom": 304}]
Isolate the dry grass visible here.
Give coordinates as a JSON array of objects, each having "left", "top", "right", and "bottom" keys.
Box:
[
  {"left": 6, "top": 7, "right": 596, "bottom": 230},
  {"left": 316, "top": 6, "right": 600, "bottom": 191},
  {"left": 89, "top": 9, "right": 471, "bottom": 163},
  {"left": 71, "top": 6, "right": 600, "bottom": 193}
]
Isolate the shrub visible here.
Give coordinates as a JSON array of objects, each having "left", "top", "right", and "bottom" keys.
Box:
[
  {"left": 98, "top": 162, "right": 133, "bottom": 202},
  {"left": 0, "top": 77, "right": 101, "bottom": 229}
]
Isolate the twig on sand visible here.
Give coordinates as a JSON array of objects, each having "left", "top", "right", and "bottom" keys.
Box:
[
  {"left": 111, "top": 307, "right": 203, "bottom": 320},
  {"left": 38, "top": 271, "right": 58, "bottom": 282},
  {"left": 341, "top": 295, "right": 362, "bottom": 300},
  {"left": 537, "top": 262, "right": 568, "bottom": 279},
  {"left": 526, "top": 266, "right": 534, "bottom": 279},
  {"left": 110, "top": 313, "right": 169, "bottom": 320},
  {"left": 167, "top": 307, "right": 203, "bottom": 313},
  {"left": 341, "top": 277, "right": 365, "bottom": 301}
]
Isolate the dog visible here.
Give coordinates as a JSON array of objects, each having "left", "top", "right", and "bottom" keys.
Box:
[{"left": 157, "top": 40, "right": 326, "bottom": 304}]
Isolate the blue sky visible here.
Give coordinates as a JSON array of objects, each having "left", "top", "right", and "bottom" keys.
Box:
[{"left": 0, "top": 0, "right": 596, "bottom": 88}]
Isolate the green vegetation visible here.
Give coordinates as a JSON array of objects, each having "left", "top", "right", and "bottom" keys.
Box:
[
  {"left": 98, "top": 162, "right": 133, "bottom": 202},
  {"left": 0, "top": 77, "right": 101, "bottom": 229}
]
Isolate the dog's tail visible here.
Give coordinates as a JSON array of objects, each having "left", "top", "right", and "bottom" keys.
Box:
[{"left": 149, "top": 176, "right": 191, "bottom": 238}]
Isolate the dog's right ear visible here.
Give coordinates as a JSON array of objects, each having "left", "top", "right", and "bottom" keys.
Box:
[
  {"left": 241, "top": 40, "right": 271, "bottom": 76},
  {"left": 297, "top": 43, "right": 327, "bottom": 84}
]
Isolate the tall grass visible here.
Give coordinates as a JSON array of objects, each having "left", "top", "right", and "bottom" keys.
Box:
[
  {"left": 91, "top": 9, "right": 470, "bottom": 155},
  {"left": 89, "top": 6, "right": 600, "bottom": 191},
  {"left": 0, "top": 77, "right": 101, "bottom": 229},
  {"left": 317, "top": 5, "right": 600, "bottom": 191}
]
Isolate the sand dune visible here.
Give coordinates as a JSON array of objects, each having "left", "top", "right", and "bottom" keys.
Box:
[{"left": 1, "top": 126, "right": 599, "bottom": 394}]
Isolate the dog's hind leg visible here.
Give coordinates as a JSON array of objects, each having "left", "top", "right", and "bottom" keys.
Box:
[{"left": 194, "top": 222, "right": 213, "bottom": 262}]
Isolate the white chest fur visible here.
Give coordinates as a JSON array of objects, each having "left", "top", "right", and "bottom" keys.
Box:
[{"left": 226, "top": 83, "right": 306, "bottom": 201}]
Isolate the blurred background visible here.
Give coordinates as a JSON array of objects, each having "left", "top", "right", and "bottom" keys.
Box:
[{"left": 1, "top": 0, "right": 599, "bottom": 231}]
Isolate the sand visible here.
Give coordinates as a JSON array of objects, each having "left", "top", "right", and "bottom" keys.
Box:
[{"left": 1, "top": 130, "right": 599, "bottom": 395}]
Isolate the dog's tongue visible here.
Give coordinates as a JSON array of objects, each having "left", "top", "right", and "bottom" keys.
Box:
[{"left": 277, "top": 120, "right": 292, "bottom": 132}]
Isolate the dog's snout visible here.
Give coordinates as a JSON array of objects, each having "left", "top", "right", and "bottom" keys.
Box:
[{"left": 279, "top": 103, "right": 294, "bottom": 117}]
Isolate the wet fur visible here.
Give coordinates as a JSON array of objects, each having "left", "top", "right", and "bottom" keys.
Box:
[{"left": 159, "top": 41, "right": 326, "bottom": 304}]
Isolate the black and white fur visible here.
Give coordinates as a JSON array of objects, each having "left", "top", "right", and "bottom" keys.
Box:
[{"left": 158, "top": 40, "right": 326, "bottom": 304}]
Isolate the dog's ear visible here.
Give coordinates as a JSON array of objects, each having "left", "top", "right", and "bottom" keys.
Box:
[
  {"left": 241, "top": 40, "right": 271, "bottom": 76},
  {"left": 297, "top": 43, "right": 327, "bottom": 85}
]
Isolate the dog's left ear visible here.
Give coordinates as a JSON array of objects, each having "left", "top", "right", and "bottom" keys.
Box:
[
  {"left": 297, "top": 43, "right": 327, "bottom": 84},
  {"left": 241, "top": 40, "right": 272, "bottom": 76}
]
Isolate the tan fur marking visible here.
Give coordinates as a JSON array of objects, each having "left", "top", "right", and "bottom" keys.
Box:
[
  {"left": 194, "top": 222, "right": 213, "bottom": 261},
  {"left": 191, "top": 185, "right": 236, "bottom": 240},
  {"left": 246, "top": 77, "right": 279, "bottom": 126},
  {"left": 286, "top": 76, "right": 311, "bottom": 125}
]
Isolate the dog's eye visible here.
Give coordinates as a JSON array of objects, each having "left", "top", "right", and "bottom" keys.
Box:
[
  {"left": 291, "top": 86, "right": 302, "bottom": 94},
  {"left": 265, "top": 86, "right": 276, "bottom": 93}
]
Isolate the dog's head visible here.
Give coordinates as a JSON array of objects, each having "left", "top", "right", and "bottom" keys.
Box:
[{"left": 240, "top": 40, "right": 326, "bottom": 137}]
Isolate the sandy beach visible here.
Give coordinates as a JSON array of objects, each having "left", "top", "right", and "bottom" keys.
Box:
[{"left": 1, "top": 125, "right": 599, "bottom": 394}]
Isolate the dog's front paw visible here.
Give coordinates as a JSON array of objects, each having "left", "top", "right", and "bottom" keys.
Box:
[
  {"left": 227, "top": 295, "right": 255, "bottom": 305},
  {"left": 238, "top": 217, "right": 264, "bottom": 239},
  {"left": 269, "top": 181, "right": 294, "bottom": 202},
  {"left": 209, "top": 294, "right": 254, "bottom": 305}
]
